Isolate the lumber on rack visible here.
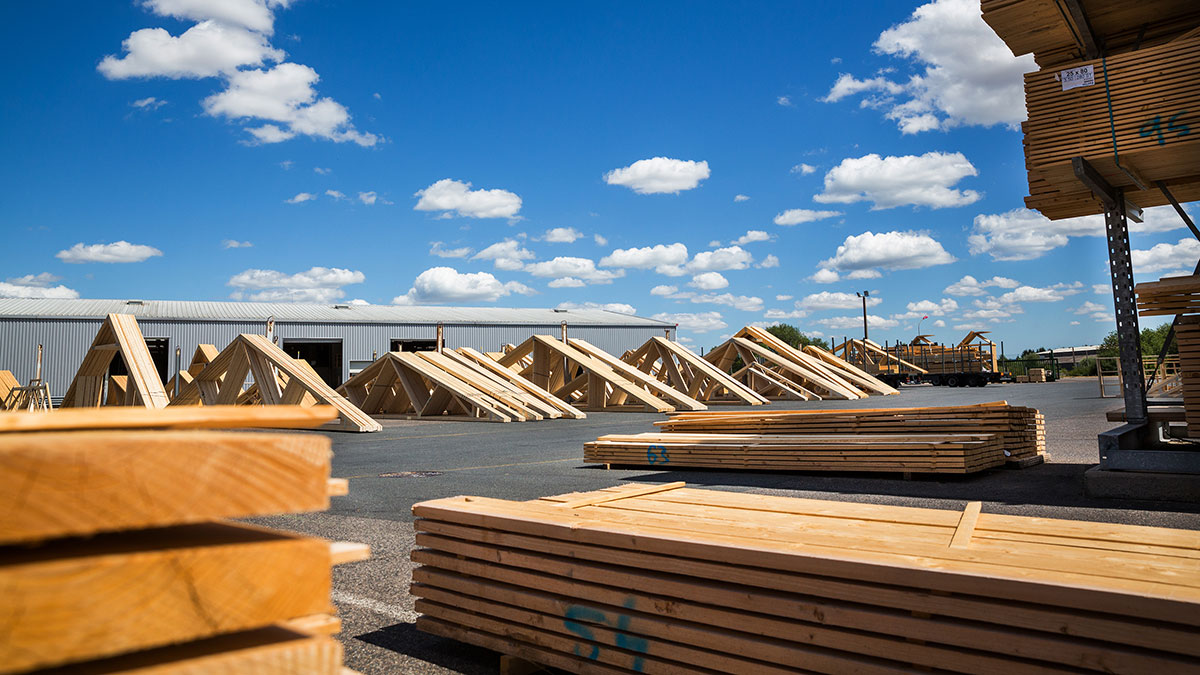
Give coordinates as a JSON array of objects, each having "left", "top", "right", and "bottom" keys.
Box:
[{"left": 411, "top": 484, "right": 1200, "bottom": 674}]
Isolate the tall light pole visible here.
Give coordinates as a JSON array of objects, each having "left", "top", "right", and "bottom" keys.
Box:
[{"left": 855, "top": 291, "right": 869, "bottom": 342}]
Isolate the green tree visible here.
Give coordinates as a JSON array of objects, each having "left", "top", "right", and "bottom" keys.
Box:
[
  {"left": 764, "top": 324, "right": 829, "bottom": 350},
  {"left": 1098, "top": 323, "right": 1177, "bottom": 358}
]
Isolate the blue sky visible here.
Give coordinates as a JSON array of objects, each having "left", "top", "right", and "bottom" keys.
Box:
[{"left": 2, "top": 0, "right": 1195, "bottom": 353}]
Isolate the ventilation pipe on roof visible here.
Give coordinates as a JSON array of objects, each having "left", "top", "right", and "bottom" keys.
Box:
[
  {"left": 265, "top": 316, "right": 275, "bottom": 342},
  {"left": 436, "top": 323, "right": 444, "bottom": 354}
]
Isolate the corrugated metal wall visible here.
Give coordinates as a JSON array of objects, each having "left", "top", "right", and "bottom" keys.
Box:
[{"left": 0, "top": 318, "right": 674, "bottom": 397}]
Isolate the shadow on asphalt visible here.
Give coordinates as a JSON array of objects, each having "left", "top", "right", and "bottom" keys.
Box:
[
  {"left": 584, "top": 463, "right": 1200, "bottom": 514},
  {"left": 356, "top": 623, "right": 497, "bottom": 674}
]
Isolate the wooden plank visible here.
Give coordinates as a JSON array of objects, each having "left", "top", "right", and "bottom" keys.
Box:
[
  {"left": 949, "top": 502, "right": 983, "bottom": 549},
  {"left": 30, "top": 627, "right": 343, "bottom": 674},
  {"left": 554, "top": 482, "right": 686, "bottom": 508},
  {"left": 0, "top": 429, "right": 332, "bottom": 544},
  {"left": 0, "top": 404, "right": 337, "bottom": 433},
  {"left": 0, "top": 522, "right": 335, "bottom": 673}
]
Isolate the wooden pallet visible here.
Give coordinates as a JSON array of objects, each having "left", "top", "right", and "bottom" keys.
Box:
[
  {"left": 0, "top": 405, "right": 366, "bottom": 674},
  {"left": 655, "top": 402, "right": 1047, "bottom": 464},
  {"left": 412, "top": 483, "right": 1200, "bottom": 674},
  {"left": 61, "top": 313, "right": 169, "bottom": 409}
]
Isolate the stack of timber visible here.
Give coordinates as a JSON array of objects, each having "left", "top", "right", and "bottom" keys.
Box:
[
  {"left": 412, "top": 483, "right": 1200, "bottom": 674},
  {"left": 585, "top": 432, "right": 1007, "bottom": 473},
  {"left": 1175, "top": 316, "right": 1200, "bottom": 434},
  {"left": 495, "top": 335, "right": 703, "bottom": 413},
  {"left": 621, "top": 336, "right": 769, "bottom": 405},
  {"left": 61, "top": 313, "right": 169, "bottom": 409},
  {"left": 170, "top": 333, "right": 381, "bottom": 432},
  {"left": 0, "top": 405, "right": 368, "bottom": 674},
  {"left": 1028, "top": 367, "right": 1048, "bottom": 383},
  {"left": 982, "top": 0, "right": 1200, "bottom": 69},
  {"left": 983, "top": 1, "right": 1200, "bottom": 220},
  {"left": 656, "top": 402, "right": 1046, "bottom": 467},
  {"left": 1135, "top": 274, "right": 1200, "bottom": 316},
  {"left": 337, "top": 347, "right": 584, "bottom": 423},
  {"left": 705, "top": 326, "right": 897, "bottom": 401}
]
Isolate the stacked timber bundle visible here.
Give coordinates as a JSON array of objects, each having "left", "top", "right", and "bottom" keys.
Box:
[
  {"left": 620, "top": 336, "right": 769, "bottom": 405},
  {"left": 705, "top": 326, "right": 897, "bottom": 401},
  {"left": 1028, "top": 367, "right": 1048, "bottom": 383},
  {"left": 494, "top": 335, "right": 705, "bottom": 413},
  {"left": 412, "top": 483, "right": 1200, "bottom": 674},
  {"left": 584, "top": 432, "right": 1007, "bottom": 473},
  {"left": 1136, "top": 274, "right": 1200, "bottom": 316},
  {"left": 656, "top": 402, "right": 1046, "bottom": 465},
  {"left": 1174, "top": 316, "right": 1200, "bottom": 434},
  {"left": 983, "top": 0, "right": 1200, "bottom": 220},
  {"left": 336, "top": 347, "right": 584, "bottom": 423},
  {"left": 0, "top": 405, "right": 367, "bottom": 673}
]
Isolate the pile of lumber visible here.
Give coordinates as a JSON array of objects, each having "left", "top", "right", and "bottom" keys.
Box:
[
  {"left": 1136, "top": 274, "right": 1200, "bottom": 316},
  {"left": 706, "top": 326, "right": 897, "bottom": 401},
  {"left": 1176, "top": 316, "right": 1200, "bottom": 434},
  {"left": 337, "top": 347, "right": 584, "bottom": 423},
  {"left": 1028, "top": 367, "right": 1048, "bottom": 383},
  {"left": 621, "top": 336, "right": 769, "bottom": 405},
  {"left": 655, "top": 402, "right": 1046, "bottom": 464},
  {"left": 0, "top": 405, "right": 368, "bottom": 673},
  {"left": 412, "top": 483, "right": 1200, "bottom": 674},
  {"left": 584, "top": 432, "right": 1007, "bottom": 473},
  {"left": 983, "top": 0, "right": 1200, "bottom": 220},
  {"left": 495, "top": 335, "right": 705, "bottom": 413}
]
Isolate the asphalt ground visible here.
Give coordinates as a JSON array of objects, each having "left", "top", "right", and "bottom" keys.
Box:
[{"left": 249, "top": 378, "right": 1200, "bottom": 674}]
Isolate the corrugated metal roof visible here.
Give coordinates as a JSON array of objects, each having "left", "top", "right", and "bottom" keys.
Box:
[{"left": 0, "top": 298, "right": 673, "bottom": 327}]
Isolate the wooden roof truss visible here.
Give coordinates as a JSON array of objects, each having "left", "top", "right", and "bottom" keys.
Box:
[{"left": 61, "top": 314, "right": 169, "bottom": 409}]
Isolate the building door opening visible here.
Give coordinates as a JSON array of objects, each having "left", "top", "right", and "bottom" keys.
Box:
[
  {"left": 108, "top": 337, "right": 170, "bottom": 385},
  {"left": 281, "top": 339, "right": 343, "bottom": 388},
  {"left": 390, "top": 339, "right": 437, "bottom": 352}
]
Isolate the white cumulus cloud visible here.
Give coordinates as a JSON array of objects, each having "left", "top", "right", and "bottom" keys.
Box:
[
  {"left": 686, "top": 246, "right": 753, "bottom": 273},
  {"left": 943, "top": 275, "right": 1020, "bottom": 295},
  {"left": 57, "top": 241, "right": 163, "bottom": 264},
  {"left": 600, "top": 243, "right": 689, "bottom": 276},
  {"left": 604, "top": 157, "right": 710, "bottom": 194},
  {"left": 472, "top": 240, "right": 535, "bottom": 271},
  {"left": 774, "top": 209, "right": 842, "bottom": 226},
  {"left": 548, "top": 277, "right": 586, "bottom": 288},
  {"left": 285, "top": 191, "right": 315, "bottom": 203},
  {"left": 791, "top": 163, "right": 818, "bottom": 175},
  {"left": 801, "top": 291, "right": 882, "bottom": 310},
  {"left": 734, "top": 194, "right": 750, "bottom": 202},
  {"left": 429, "top": 241, "right": 472, "bottom": 259},
  {"left": 525, "top": 256, "right": 623, "bottom": 284},
  {"left": 733, "top": 230, "right": 771, "bottom": 245},
  {"left": 820, "top": 0, "right": 1036, "bottom": 133},
  {"left": 1132, "top": 238, "right": 1200, "bottom": 275},
  {"left": 817, "top": 314, "right": 901, "bottom": 330},
  {"left": 358, "top": 191, "right": 377, "bottom": 205},
  {"left": 98, "top": 21, "right": 283, "bottom": 79},
  {"left": 689, "top": 272, "right": 729, "bottom": 290},
  {"left": 393, "top": 267, "right": 533, "bottom": 305},
  {"left": 556, "top": 301, "right": 637, "bottom": 315},
  {"left": 819, "top": 230, "right": 954, "bottom": 276},
  {"left": 228, "top": 265, "right": 364, "bottom": 302},
  {"left": 543, "top": 227, "right": 582, "bottom": 243},
  {"left": 414, "top": 179, "right": 522, "bottom": 219},
  {"left": 969, "top": 206, "right": 1192, "bottom": 261},
  {"left": 651, "top": 285, "right": 678, "bottom": 296},
  {"left": 0, "top": 273, "right": 79, "bottom": 299},
  {"left": 651, "top": 311, "right": 727, "bottom": 333},
  {"left": 815, "top": 152, "right": 980, "bottom": 209}
]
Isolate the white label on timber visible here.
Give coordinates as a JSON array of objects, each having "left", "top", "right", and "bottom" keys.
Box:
[{"left": 1057, "top": 65, "right": 1094, "bottom": 91}]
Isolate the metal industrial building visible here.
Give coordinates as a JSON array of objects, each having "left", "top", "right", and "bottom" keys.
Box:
[{"left": 0, "top": 298, "right": 676, "bottom": 397}]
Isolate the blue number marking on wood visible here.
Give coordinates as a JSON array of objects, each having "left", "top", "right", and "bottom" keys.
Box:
[
  {"left": 1140, "top": 111, "right": 1190, "bottom": 145},
  {"left": 563, "top": 605, "right": 605, "bottom": 660},
  {"left": 646, "top": 444, "right": 669, "bottom": 464},
  {"left": 561, "top": 598, "right": 649, "bottom": 672}
]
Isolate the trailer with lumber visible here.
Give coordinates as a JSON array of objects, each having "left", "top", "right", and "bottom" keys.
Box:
[{"left": 834, "top": 331, "right": 1012, "bottom": 387}]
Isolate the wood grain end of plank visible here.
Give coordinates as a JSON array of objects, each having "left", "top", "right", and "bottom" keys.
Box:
[
  {"left": 330, "top": 541, "right": 371, "bottom": 565},
  {"left": 282, "top": 613, "right": 342, "bottom": 636},
  {"left": 327, "top": 478, "right": 349, "bottom": 497}
]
